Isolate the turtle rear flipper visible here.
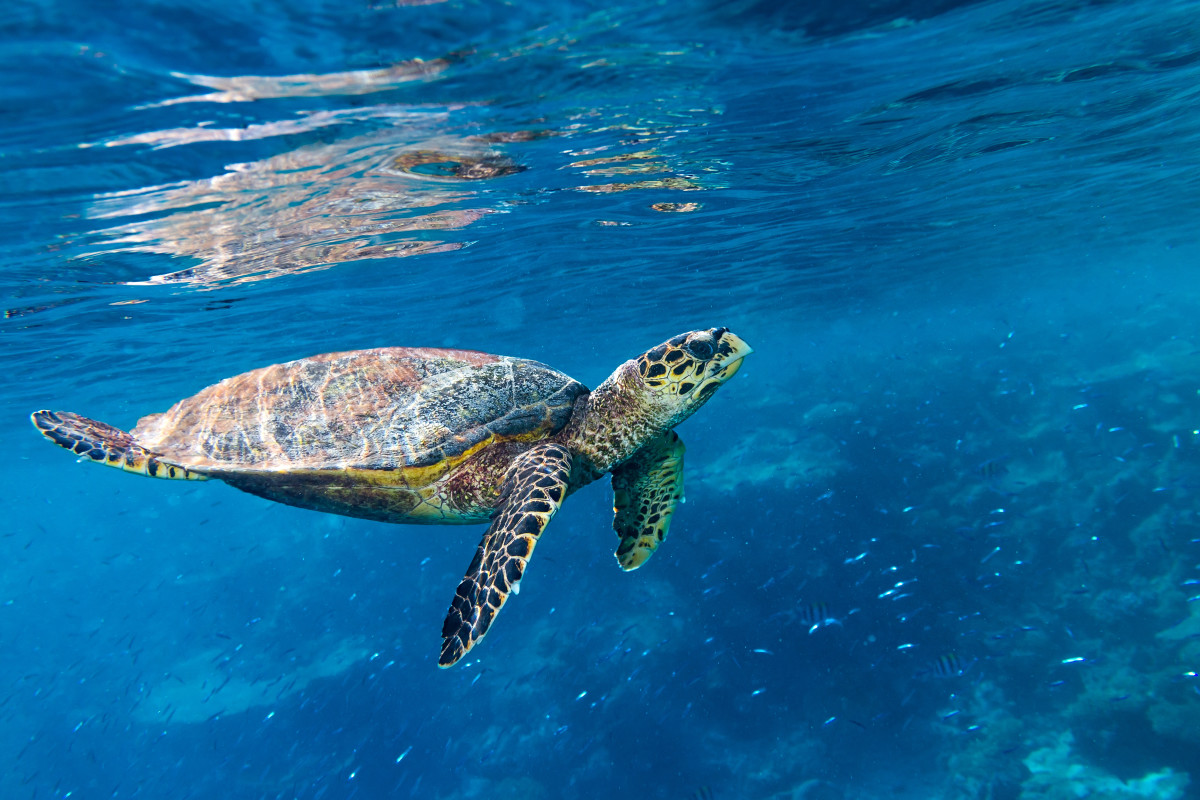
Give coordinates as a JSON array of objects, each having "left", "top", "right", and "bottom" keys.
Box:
[
  {"left": 31, "top": 410, "right": 205, "bottom": 481},
  {"left": 439, "top": 442, "right": 572, "bottom": 668},
  {"left": 611, "top": 430, "right": 685, "bottom": 570}
]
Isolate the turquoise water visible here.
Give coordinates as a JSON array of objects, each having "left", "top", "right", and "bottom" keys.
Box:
[{"left": 4, "top": 0, "right": 1200, "bottom": 797}]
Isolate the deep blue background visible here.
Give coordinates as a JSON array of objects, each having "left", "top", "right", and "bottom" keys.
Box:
[{"left": 3, "top": 0, "right": 1200, "bottom": 798}]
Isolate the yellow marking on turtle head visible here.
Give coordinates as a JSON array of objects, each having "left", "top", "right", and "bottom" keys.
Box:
[{"left": 634, "top": 328, "right": 753, "bottom": 426}]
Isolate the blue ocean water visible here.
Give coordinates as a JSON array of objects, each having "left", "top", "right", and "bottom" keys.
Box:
[{"left": 4, "top": 0, "right": 1200, "bottom": 797}]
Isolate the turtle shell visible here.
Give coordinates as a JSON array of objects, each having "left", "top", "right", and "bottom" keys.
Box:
[{"left": 132, "top": 348, "right": 587, "bottom": 476}]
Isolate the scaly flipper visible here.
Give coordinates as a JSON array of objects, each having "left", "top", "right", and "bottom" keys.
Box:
[
  {"left": 611, "top": 430, "right": 685, "bottom": 570},
  {"left": 439, "top": 442, "right": 573, "bottom": 667},
  {"left": 31, "top": 410, "right": 205, "bottom": 481}
]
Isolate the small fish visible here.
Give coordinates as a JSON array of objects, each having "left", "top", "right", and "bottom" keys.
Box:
[
  {"left": 926, "top": 653, "right": 969, "bottom": 678},
  {"left": 798, "top": 602, "right": 841, "bottom": 633},
  {"left": 976, "top": 457, "right": 1009, "bottom": 481},
  {"left": 690, "top": 787, "right": 714, "bottom": 800},
  {"left": 798, "top": 601, "right": 831, "bottom": 625}
]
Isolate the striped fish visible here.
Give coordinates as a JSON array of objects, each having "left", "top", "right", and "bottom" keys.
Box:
[
  {"left": 928, "top": 652, "right": 969, "bottom": 678},
  {"left": 798, "top": 602, "right": 841, "bottom": 634}
]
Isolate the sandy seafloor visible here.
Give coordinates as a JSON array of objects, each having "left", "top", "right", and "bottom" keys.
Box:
[{"left": 2, "top": 0, "right": 1200, "bottom": 798}]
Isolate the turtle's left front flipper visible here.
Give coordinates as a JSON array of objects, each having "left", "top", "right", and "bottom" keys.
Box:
[
  {"left": 612, "top": 430, "right": 685, "bottom": 570},
  {"left": 439, "top": 442, "right": 573, "bottom": 668}
]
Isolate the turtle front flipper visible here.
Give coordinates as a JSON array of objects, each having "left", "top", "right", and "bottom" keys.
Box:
[
  {"left": 31, "top": 410, "right": 205, "bottom": 481},
  {"left": 611, "top": 430, "right": 685, "bottom": 571},
  {"left": 439, "top": 442, "right": 573, "bottom": 668}
]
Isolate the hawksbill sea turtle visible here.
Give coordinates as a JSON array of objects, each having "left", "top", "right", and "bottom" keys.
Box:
[{"left": 31, "top": 328, "right": 752, "bottom": 666}]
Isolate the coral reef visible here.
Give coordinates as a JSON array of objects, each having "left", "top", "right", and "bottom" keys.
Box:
[{"left": 1020, "top": 732, "right": 1189, "bottom": 800}]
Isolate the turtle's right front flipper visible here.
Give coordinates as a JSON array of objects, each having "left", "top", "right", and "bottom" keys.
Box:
[
  {"left": 31, "top": 410, "right": 205, "bottom": 480},
  {"left": 611, "top": 430, "right": 685, "bottom": 570},
  {"left": 439, "top": 442, "right": 572, "bottom": 668}
]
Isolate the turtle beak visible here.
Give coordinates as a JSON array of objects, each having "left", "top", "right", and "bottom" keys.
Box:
[{"left": 715, "top": 331, "right": 753, "bottom": 380}]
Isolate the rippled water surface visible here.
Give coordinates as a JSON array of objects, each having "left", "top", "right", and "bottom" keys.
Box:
[{"left": 4, "top": 0, "right": 1200, "bottom": 798}]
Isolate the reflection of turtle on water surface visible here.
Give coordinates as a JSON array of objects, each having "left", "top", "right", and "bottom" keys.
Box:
[
  {"left": 90, "top": 130, "right": 544, "bottom": 288},
  {"left": 387, "top": 128, "right": 551, "bottom": 180},
  {"left": 391, "top": 149, "right": 527, "bottom": 179},
  {"left": 32, "top": 329, "right": 752, "bottom": 666}
]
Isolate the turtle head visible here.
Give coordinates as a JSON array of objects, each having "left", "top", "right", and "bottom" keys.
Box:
[
  {"left": 572, "top": 328, "right": 752, "bottom": 475},
  {"left": 632, "top": 327, "right": 753, "bottom": 428}
]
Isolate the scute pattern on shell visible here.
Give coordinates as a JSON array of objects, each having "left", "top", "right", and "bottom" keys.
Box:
[{"left": 131, "top": 347, "right": 586, "bottom": 473}]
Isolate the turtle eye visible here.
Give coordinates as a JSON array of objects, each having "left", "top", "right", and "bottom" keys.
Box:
[{"left": 685, "top": 338, "right": 714, "bottom": 359}]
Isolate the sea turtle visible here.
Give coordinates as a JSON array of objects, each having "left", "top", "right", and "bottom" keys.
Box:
[{"left": 31, "top": 328, "right": 752, "bottom": 666}]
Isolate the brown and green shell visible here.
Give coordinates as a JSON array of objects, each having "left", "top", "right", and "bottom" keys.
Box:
[{"left": 132, "top": 347, "right": 586, "bottom": 486}]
